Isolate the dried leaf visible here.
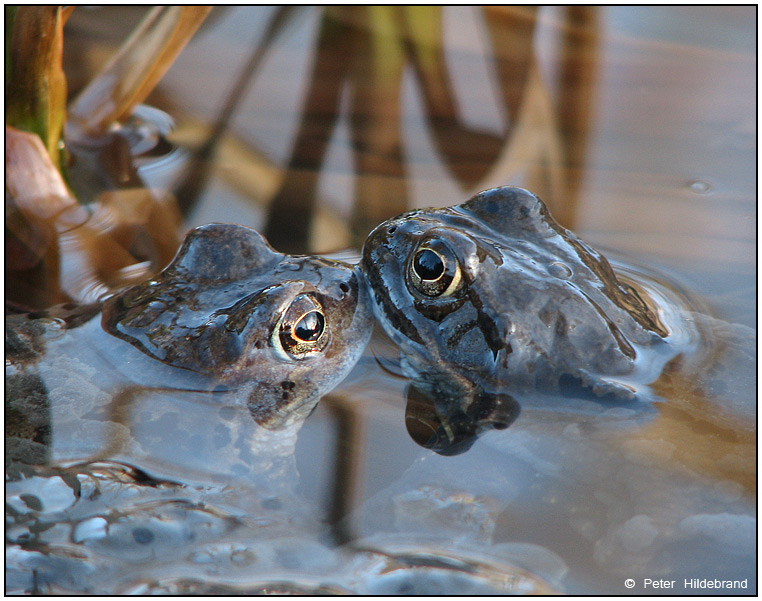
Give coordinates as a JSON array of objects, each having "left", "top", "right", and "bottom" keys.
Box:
[
  {"left": 5, "top": 125, "right": 79, "bottom": 221},
  {"left": 6, "top": 126, "right": 183, "bottom": 307}
]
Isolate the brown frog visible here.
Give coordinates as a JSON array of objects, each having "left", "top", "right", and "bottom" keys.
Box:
[{"left": 6, "top": 223, "right": 372, "bottom": 473}]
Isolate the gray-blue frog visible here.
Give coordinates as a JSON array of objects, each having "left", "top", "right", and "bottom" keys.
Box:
[{"left": 360, "top": 187, "right": 696, "bottom": 452}]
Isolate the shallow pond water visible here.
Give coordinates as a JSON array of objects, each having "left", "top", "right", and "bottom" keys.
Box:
[{"left": 6, "top": 6, "right": 756, "bottom": 595}]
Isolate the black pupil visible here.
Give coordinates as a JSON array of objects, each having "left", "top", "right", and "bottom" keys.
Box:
[
  {"left": 294, "top": 311, "right": 324, "bottom": 342},
  {"left": 414, "top": 249, "right": 444, "bottom": 281}
]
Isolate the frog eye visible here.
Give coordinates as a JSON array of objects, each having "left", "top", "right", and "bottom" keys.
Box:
[
  {"left": 408, "top": 239, "right": 462, "bottom": 297},
  {"left": 293, "top": 311, "right": 325, "bottom": 342},
  {"left": 278, "top": 294, "right": 328, "bottom": 357}
]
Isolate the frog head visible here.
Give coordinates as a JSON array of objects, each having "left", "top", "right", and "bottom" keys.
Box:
[{"left": 102, "top": 224, "right": 372, "bottom": 428}]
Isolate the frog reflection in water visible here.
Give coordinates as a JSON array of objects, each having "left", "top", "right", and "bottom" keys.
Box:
[
  {"left": 6, "top": 223, "right": 372, "bottom": 477},
  {"left": 361, "top": 186, "right": 697, "bottom": 454}
]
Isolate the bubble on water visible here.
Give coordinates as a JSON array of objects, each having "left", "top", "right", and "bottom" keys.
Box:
[
  {"left": 616, "top": 515, "right": 658, "bottom": 552},
  {"left": 688, "top": 180, "right": 712, "bottom": 194},
  {"left": 120, "top": 104, "right": 175, "bottom": 157},
  {"left": 46, "top": 317, "right": 67, "bottom": 331},
  {"left": 188, "top": 548, "right": 215, "bottom": 564}
]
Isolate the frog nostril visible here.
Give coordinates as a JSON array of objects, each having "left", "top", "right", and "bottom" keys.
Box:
[{"left": 548, "top": 262, "right": 573, "bottom": 279}]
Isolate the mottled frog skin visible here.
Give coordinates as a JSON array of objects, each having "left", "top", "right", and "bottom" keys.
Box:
[
  {"left": 100, "top": 222, "right": 372, "bottom": 426},
  {"left": 361, "top": 186, "right": 691, "bottom": 410},
  {"left": 6, "top": 223, "right": 372, "bottom": 474}
]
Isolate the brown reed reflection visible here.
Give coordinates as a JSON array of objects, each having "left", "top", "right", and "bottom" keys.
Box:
[
  {"left": 261, "top": 6, "right": 597, "bottom": 252},
  {"left": 7, "top": 7, "right": 598, "bottom": 308}
]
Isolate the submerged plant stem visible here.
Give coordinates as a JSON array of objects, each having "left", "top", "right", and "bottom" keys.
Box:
[{"left": 6, "top": 6, "right": 72, "bottom": 168}]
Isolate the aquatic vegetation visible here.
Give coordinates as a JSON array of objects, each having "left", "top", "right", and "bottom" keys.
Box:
[{"left": 6, "top": 6, "right": 209, "bottom": 309}]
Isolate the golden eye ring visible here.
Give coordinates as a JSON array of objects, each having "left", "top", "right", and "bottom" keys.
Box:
[
  {"left": 408, "top": 239, "right": 462, "bottom": 298},
  {"left": 278, "top": 294, "right": 328, "bottom": 357}
]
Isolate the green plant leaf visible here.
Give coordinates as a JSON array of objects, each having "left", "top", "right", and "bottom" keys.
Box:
[{"left": 6, "top": 6, "right": 71, "bottom": 168}]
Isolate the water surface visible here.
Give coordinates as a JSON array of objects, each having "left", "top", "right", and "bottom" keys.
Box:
[{"left": 7, "top": 6, "right": 756, "bottom": 595}]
